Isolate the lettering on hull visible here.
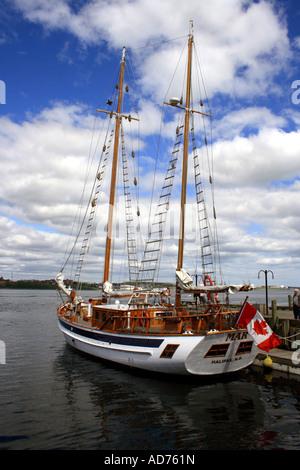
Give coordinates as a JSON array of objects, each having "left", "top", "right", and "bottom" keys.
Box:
[{"left": 226, "top": 331, "right": 248, "bottom": 341}]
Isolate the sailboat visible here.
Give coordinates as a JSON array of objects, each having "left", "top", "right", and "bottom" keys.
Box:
[{"left": 56, "top": 22, "right": 258, "bottom": 376}]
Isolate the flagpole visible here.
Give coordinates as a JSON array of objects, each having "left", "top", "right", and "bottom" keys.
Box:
[{"left": 235, "top": 296, "right": 249, "bottom": 327}]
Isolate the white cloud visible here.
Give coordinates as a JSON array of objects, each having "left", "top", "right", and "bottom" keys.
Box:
[
  {"left": 0, "top": 101, "right": 152, "bottom": 280},
  {"left": 215, "top": 106, "right": 287, "bottom": 139},
  {"left": 0, "top": 215, "right": 68, "bottom": 279},
  {"left": 1, "top": 98, "right": 300, "bottom": 284},
  {"left": 2, "top": 0, "right": 299, "bottom": 286},
  {"left": 0, "top": 104, "right": 97, "bottom": 231},
  {"left": 13, "top": 0, "right": 291, "bottom": 101}
]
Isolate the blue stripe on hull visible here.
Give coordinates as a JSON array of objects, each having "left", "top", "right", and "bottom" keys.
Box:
[{"left": 58, "top": 317, "right": 164, "bottom": 348}]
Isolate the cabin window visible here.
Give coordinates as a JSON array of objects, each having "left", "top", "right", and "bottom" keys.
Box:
[
  {"left": 160, "top": 344, "right": 179, "bottom": 359},
  {"left": 235, "top": 341, "right": 253, "bottom": 355},
  {"left": 205, "top": 343, "right": 230, "bottom": 358},
  {"left": 163, "top": 311, "right": 173, "bottom": 317},
  {"left": 93, "top": 308, "right": 107, "bottom": 322}
]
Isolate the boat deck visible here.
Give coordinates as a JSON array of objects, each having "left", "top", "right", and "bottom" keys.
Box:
[{"left": 59, "top": 303, "right": 243, "bottom": 337}]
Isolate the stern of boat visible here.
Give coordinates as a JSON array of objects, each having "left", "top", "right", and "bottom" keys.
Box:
[{"left": 185, "top": 329, "right": 258, "bottom": 375}]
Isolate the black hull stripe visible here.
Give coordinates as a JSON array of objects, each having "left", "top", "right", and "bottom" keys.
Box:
[{"left": 58, "top": 318, "right": 164, "bottom": 348}]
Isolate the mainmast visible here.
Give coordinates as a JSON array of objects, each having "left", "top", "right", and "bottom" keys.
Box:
[
  {"left": 175, "top": 21, "right": 194, "bottom": 308},
  {"left": 103, "top": 47, "right": 126, "bottom": 283}
]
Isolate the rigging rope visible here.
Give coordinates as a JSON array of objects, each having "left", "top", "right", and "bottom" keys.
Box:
[
  {"left": 146, "top": 36, "right": 188, "bottom": 249},
  {"left": 130, "top": 35, "right": 188, "bottom": 52},
  {"left": 60, "top": 115, "right": 113, "bottom": 281}
]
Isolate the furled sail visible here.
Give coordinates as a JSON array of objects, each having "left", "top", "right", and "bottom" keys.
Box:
[
  {"left": 102, "top": 280, "right": 143, "bottom": 298},
  {"left": 176, "top": 268, "right": 251, "bottom": 294},
  {"left": 55, "top": 272, "right": 72, "bottom": 297}
]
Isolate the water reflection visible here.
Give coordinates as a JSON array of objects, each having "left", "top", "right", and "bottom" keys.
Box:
[
  {"left": 52, "top": 347, "right": 270, "bottom": 450},
  {"left": 0, "top": 289, "right": 299, "bottom": 451}
]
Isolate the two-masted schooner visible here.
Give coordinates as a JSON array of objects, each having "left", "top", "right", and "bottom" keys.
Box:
[{"left": 56, "top": 22, "right": 258, "bottom": 375}]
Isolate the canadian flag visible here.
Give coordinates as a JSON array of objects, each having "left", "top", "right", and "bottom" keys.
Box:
[{"left": 237, "top": 302, "right": 281, "bottom": 352}]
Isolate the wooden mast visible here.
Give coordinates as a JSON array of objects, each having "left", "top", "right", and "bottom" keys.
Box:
[
  {"left": 175, "top": 21, "right": 193, "bottom": 308},
  {"left": 103, "top": 47, "right": 126, "bottom": 283}
]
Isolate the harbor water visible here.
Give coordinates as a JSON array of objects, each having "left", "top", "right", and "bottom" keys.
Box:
[{"left": 0, "top": 288, "right": 300, "bottom": 451}]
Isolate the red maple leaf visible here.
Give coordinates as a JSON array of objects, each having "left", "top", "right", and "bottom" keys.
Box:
[{"left": 253, "top": 319, "right": 268, "bottom": 336}]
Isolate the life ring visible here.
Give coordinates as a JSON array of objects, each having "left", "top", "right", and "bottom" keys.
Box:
[
  {"left": 130, "top": 312, "right": 143, "bottom": 328},
  {"left": 204, "top": 275, "right": 214, "bottom": 301},
  {"left": 161, "top": 288, "right": 171, "bottom": 301},
  {"left": 59, "top": 305, "right": 68, "bottom": 316},
  {"left": 144, "top": 310, "right": 150, "bottom": 328}
]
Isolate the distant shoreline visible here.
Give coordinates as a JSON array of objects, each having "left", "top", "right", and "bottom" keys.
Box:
[
  {"left": 0, "top": 279, "right": 99, "bottom": 290},
  {"left": 0, "top": 278, "right": 296, "bottom": 290}
]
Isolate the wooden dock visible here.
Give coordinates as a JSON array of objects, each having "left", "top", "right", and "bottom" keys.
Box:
[
  {"left": 254, "top": 348, "right": 300, "bottom": 376},
  {"left": 252, "top": 303, "right": 300, "bottom": 376}
]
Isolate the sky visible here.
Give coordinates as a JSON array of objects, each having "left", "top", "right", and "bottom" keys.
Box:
[{"left": 0, "top": 0, "right": 300, "bottom": 288}]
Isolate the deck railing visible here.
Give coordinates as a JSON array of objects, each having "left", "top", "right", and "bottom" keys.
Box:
[{"left": 92, "top": 305, "right": 241, "bottom": 335}]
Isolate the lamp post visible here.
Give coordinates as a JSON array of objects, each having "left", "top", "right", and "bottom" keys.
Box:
[{"left": 258, "top": 269, "right": 274, "bottom": 316}]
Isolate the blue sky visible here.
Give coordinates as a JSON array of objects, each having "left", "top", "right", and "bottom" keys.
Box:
[
  {"left": 1, "top": 6, "right": 106, "bottom": 119},
  {"left": 1, "top": 0, "right": 300, "bottom": 287}
]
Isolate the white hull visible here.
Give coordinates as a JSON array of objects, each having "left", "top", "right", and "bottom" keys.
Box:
[{"left": 58, "top": 317, "right": 257, "bottom": 376}]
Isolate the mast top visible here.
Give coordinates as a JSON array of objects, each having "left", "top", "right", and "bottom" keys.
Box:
[{"left": 189, "top": 20, "right": 194, "bottom": 37}]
